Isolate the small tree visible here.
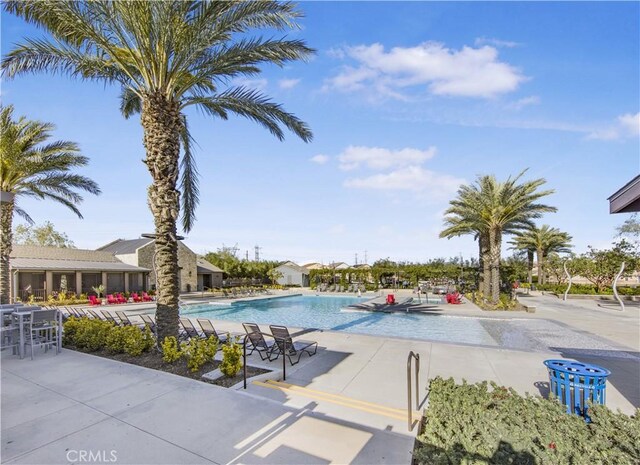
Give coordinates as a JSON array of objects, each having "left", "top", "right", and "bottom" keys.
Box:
[
  {"left": 267, "top": 268, "right": 283, "bottom": 286},
  {"left": 13, "top": 221, "right": 75, "bottom": 248},
  {"left": 572, "top": 241, "right": 638, "bottom": 292}
]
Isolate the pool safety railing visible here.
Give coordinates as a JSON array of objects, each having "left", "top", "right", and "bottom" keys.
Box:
[{"left": 407, "top": 351, "right": 420, "bottom": 431}]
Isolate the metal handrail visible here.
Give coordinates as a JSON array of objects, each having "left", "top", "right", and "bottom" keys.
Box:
[{"left": 407, "top": 351, "right": 420, "bottom": 431}]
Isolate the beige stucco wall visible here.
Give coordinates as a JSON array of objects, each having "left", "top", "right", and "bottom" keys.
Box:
[{"left": 137, "top": 241, "right": 198, "bottom": 292}]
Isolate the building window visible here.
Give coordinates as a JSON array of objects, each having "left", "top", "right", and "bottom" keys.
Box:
[
  {"left": 53, "top": 272, "right": 76, "bottom": 294},
  {"left": 82, "top": 273, "right": 102, "bottom": 294},
  {"left": 107, "top": 273, "right": 124, "bottom": 293},
  {"left": 17, "top": 272, "right": 45, "bottom": 301}
]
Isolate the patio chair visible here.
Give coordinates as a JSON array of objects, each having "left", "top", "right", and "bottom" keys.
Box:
[
  {"left": 24, "top": 309, "right": 60, "bottom": 360},
  {"left": 101, "top": 310, "right": 119, "bottom": 325},
  {"left": 86, "top": 309, "right": 103, "bottom": 320},
  {"left": 196, "top": 319, "right": 242, "bottom": 344},
  {"left": 116, "top": 293, "right": 128, "bottom": 304},
  {"left": 269, "top": 325, "right": 318, "bottom": 366},
  {"left": 88, "top": 295, "right": 102, "bottom": 306},
  {"left": 179, "top": 317, "right": 201, "bottom": 340},
  {"left": 142, "top": 292, "right": 153, "bottom": 302},
  {"left": 115, "top": 310, "right": 133, "bottom": 326},
  {"left": 140, "top": 314, "right": 157, "bottom": 335},
  {"left": 131, "top": 292, "right": 143, "bottom": 303},
  {"left": 242, "top": 322, "right": 276, "bottom": 361}
]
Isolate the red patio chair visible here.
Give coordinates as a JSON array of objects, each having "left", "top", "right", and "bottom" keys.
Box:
[
  {"left": 106, "top": 294, "right": 118, "bottom": 305},
  {"left": 142, "top": 292, "right": 153, "bottom": 302},
  {"left": 116, "top": 293, "right": 127, "bottom": 304},
  {"left": 89, "top": 295, "right": 102, "bottom": 306},
  {"left": 132, "top": 292, "right": 143, "bottom": 303}
]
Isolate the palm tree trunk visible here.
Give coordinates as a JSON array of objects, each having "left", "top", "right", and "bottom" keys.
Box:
[
  {"left": 489, "top": 228, "right": 501, "bottom": 303},
  {"left": 0, "top": 200, "right": 14, "bottom": 304},
  {"left": 141, "top": 92, "right": 182, "bottom": 344},
  {"left": 536, "top": 248, "right": 544, "bottom": 285},
  {"left": 527, "top": 249, "right": 533, "bottom": 284},
  {"left": 480, "top": 233, "right": 491, "bottom": 298}
]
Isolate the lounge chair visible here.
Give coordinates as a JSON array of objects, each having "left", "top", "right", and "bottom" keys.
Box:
[
  {"left": 101, "top": 310, "right": 119, "bottom": 325},
  {"left": 179, "top": 317, "right": 201, "bottom": 340},
  {"left": 269, "top": 325, "right": 318, "bottom": 366},
  {"left": 242, "top": 322, "right": 276, "bottom": 360},
  {"left": 140, "top": 314, "right": 156, "bottom": 335},
  {"left": 115, "top": 310, "right": 133, "bottom": 326},
  {"left": 87, "top": 309, "right": 103, "bottom": 320},
  {"left": 196, "top": 319, "right": 241, "bottom": 344}
]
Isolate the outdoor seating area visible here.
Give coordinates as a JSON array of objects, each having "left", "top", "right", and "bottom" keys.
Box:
[
  {"left": 0, "top": 302, "right": 62, "bottom": 359},
  {"left": 90, "top": 292, "right": 153, "bottom": 306}
]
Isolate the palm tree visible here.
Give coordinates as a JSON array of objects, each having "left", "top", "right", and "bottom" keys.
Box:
[
  {"left": 0, "top": 105, "right": 100, "bottom": 303},
  {"left": 510, "top": 225, "right": 572, "bottom": 285},
  {"left": 441, "top": 171, "right": 556, "bottom": 303},
  {"left": 2, "top": 1, "right": 314, "bottom": 341}
]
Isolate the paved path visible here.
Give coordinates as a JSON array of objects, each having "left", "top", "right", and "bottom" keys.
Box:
[{"left": 1, "top": 350, "right": 412, "bottom": 465}]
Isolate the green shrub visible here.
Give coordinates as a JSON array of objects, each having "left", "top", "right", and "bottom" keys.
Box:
[
  {"left": 414, "top": 377, "right": 640, "bottom": 465},
  {"left": 182, "top": 336, "right": 218, "bottom": 372},
  {"left": 106, "top": 325, "right": 155, "bottom": 356},
  {"left": 73, "top": 318, "right": 113, "bottom": 351},
  {"left": 62, "top": 316, "right": 82, "bottom": 345},
  {"left": 220, "top": 337, "right": 243, "bottom": 377},
  {"left": 161, "top": 336, "right": 182, "bottom": 363}
]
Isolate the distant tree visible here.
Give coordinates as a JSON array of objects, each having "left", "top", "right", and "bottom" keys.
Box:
[
  {"left": 571, "top": 240, "right": 638, "bottom": 292},
  {"left": 267, "top": 268, "right": 283, "bottom": 285},
  {"left": 510, "top": 225, "right": 572, "bottom": 285},
  {"left": 617, "top": 214, "right": 639, "bottom": 249},
  {"left": 13, "top": 222, "right": 75, "bottom": 248}
]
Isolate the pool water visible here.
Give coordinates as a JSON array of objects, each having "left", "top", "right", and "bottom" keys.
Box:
[{"left": 182, "top": 295, "right": 498, "bottom": 346}]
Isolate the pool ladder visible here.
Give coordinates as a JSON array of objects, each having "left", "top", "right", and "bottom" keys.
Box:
[{"left": 407, "top": 351, "right": 420, "bottom": 431}]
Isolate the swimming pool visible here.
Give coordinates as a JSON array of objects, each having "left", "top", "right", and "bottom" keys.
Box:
[
  {"left": 182, "top": 295, "right": 498, "bottom": 346},
  {"left": 181, "top": 294, "right": 636, "bottom": 357}
]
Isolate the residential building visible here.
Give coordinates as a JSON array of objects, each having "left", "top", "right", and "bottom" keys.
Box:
[{"left": 275, "top": 261, "right": 310, "bottom": 287}]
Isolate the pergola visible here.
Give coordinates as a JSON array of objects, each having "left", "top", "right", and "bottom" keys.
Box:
[{"left": 609, "top": 174, "right": 640, "bottom": 213}]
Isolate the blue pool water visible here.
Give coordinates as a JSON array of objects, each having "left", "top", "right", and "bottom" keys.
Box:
[{"left": 182, "top": 295, "right": 499, "bottom": 346}]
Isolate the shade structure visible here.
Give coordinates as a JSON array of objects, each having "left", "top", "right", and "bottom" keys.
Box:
[{"left": 609, "top": 175, "right": 640, "bottom": 213}]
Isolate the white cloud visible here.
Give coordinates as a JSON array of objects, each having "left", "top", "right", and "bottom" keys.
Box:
[
  {"left": 507, "top": 95, "right": 540, "bottom": 110},
  {"left": 474, "top": 37, "right": 521, "bottom": 48},
  {"left": 279, "top": 78, "right": 301, "bottom": 89},
  {"left": 587, "top": 112, "right": 640, "bottom": 140},
  {"left": 344, "top": 166, "right": 463, "bottom": 196},
  {"left": 232, "top": 77, "right": 268, "bottom": 91},
  {"left": 324, "top": 41, "right": 526, "bottom": 99},
  {"left": 337, "top": 145, "right": 437, "bottom": 171},
  {"left": 310, "top": 154, "right": 330, "bottom": 165}
]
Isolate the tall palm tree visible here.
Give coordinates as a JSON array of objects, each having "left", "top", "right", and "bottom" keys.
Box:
[
  {"left": 2, "top": 1, "right": 314, "bottom": 341},
  {"left": 510, "top": 225, "right": 572, "bottom": 285},
  {"left": 441, "top": 171, "right": 556, "bottom": 303},
  {"left": 0, "top": 105, "right": 100, "bottom": 304}
]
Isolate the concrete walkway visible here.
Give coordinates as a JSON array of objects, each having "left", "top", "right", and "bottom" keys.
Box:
[{"left": 1, "top": 350, "right": 412, "bottom": 465}]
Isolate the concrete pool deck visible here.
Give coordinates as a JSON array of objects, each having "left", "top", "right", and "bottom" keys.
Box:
[{"left": 2, "top": 291, "right": 638, "bottom": 464}]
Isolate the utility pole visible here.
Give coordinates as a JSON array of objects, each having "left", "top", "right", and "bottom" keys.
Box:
[
  {"left": 364, "top": 250, "right": 368, "bottom": 265},
  {"left": 254, "top": 245, "right": 262, "bottom": 261},
  {"left": 245, "top": 250, "right": 249, "bottom": 261},
  {"left": 355, "top": 253, "right": 358, "bottom": 266}
]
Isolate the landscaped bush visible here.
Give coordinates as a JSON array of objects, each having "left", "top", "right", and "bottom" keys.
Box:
[
  {"left": 72, "top": 318, "right": 113, "bottom": 351},
  {"left": 466, "top": 291, "right": 519, "bottom": 310},
  {"left": 106, "top": 325, "right": 155, "bottom": 356},
  {"left": 220, "top": 338, "right": 243, "bottom": 377},
  {"left": 182, "top": 336, "right": 218, "bottom": 372},
  {"left": 62, "top": 316, "right": 82, "bottom": 345},
  {"left": 537, "top": 283, "right": 640, "bottom": 296},
  {"left": 161, "top": 336, "right": 182, "bottom": 363},
  {"left": 414, "top": 377, "right": 640, "bottom": 465}
]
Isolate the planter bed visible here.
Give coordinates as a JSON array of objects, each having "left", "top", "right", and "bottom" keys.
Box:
[{"left": 64, "top": 345, "right": 270, "bottom": 388}]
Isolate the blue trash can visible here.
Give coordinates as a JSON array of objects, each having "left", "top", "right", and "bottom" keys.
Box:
[{"left": 544, "top": 359, "right": 610, "bottom": 421}]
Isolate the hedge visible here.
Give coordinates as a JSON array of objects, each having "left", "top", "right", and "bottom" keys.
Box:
[{"left": 414, "top": 377, "right": 640, "bottom": 465}]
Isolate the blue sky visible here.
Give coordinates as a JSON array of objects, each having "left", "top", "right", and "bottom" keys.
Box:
[{"left": 1, "top": 2, "right": 639, "bottom": 264}]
